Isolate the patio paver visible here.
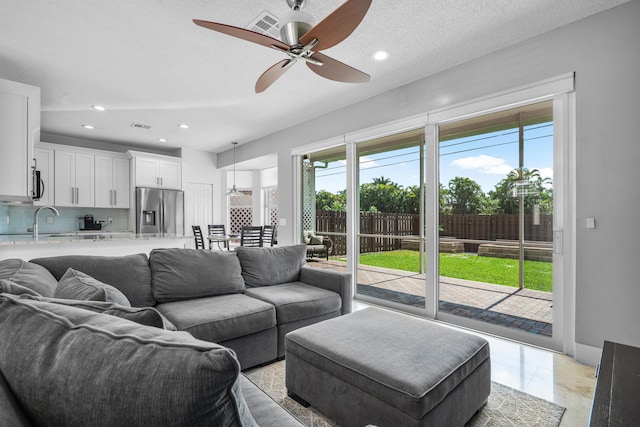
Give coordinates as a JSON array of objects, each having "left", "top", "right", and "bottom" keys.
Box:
[{"left": 306, "top": 259, "right": 553, "bottom": 337}]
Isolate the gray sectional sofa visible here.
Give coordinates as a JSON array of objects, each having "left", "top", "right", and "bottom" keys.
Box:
[{"left": 0, "top": 244, "right": 352, "bottom": 426}]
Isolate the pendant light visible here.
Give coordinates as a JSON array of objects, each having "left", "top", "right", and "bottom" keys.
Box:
[{"left": 226, "top": 142, "right": 241, "bottom": 195}]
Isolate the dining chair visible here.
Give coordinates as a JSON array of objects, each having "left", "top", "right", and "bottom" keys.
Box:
[
  {"left": 192, "top": 225, "right": 205, "bottom": 249},
  {"left": 207, "top": 224, "right": 227, "bottom": 250},
  {"left": 240, "top": 226, "right": 263, "bottom": 247},
  {"left": 262, "top": 225, "right": 276, "bottom": 247}
]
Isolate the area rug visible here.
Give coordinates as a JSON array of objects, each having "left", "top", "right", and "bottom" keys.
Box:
[{"left": 244, "top": 360, "right": 565, "bottom": 427}]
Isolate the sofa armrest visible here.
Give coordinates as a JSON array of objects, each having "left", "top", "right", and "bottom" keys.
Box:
[
  {"left": 299, "top": 266, "right": 352, "bottom": 315},
  {"left": 0, "top": 370, "right": 32, "bottom": 427},
  {"left": 240, "top": 376, "right": 303, "bottom": 427}
]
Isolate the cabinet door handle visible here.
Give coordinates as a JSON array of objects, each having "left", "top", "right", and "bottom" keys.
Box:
[
  {"left": 71, "top": 187, "right": 75, "bottom": 204},
  {"left": 76, "top": 187, "right": 79, "bottom": 205},
  {"left": 113, "top": 189, "right": 117, "bottom": 206}
]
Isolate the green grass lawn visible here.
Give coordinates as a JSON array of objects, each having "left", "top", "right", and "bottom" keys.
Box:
[{"left": 337, "top": 250, "right": 552, "bottom": 292}]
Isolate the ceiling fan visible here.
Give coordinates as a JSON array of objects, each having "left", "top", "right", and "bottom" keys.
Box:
[{"left": 194, "top": 0, "right": 372, "bottom": 93}]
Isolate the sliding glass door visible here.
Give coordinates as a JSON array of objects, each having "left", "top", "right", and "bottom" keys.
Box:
[
  {"left": 297, "top": 75, "right": 573, "bottom": 352},
  {"left": 300, "top": 145, "right": 347, "bottom": 272},
  {"left": 437, "top": 100, "right": 556, "bottom": 343},
  {"left": 354, "top": 129, "right": 426, "bottom": 310}
]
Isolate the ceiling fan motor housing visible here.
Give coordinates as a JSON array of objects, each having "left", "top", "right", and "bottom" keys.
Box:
[
  {"left": 286, "top": 0, "right": 307, "bottom": 11},
  {"left": 279, "top": 10, "right": 315, "bottom": 45}
]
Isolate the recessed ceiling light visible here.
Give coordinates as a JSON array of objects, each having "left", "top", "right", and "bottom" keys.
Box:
[
  {"left": 372, "top": 50, "right": 390, "bottom": 61},
  {"left": 158, "top": 138, "right": 167, "bottom": 143},
  {"left": 92, "top": 105, "right": 106, "bottom": 111},
  {"left": 178, "top": 124, "right": 189, "bottom": 129},
  {"left": 81, "top": 124, "right": 94, "bottom": 129}
]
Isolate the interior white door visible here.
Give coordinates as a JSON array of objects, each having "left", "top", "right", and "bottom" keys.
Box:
[{"left": 186, "top": 183, "right": 213, "bottom": 248}]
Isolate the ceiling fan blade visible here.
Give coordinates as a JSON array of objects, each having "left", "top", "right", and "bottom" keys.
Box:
[
  {"left": 299, "top": 0, "right": 372, "bottom": 51},
  {"left": 193, "top": 19, "right": 289, "bottom": 50},
  {"left": 306, "top": 52, "right": 370, "bottom": 83},
  {"left": 255, "top": 59, "right": 296, "bottom": 93}
]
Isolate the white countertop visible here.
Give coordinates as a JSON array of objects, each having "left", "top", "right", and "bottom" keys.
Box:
[{"left": 0, "top": 232, "right": 186, "bottom": 245}]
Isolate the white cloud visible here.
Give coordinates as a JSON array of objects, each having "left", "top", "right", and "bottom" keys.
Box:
[
  {"left": 538, "top": 167, "right": 553, "bottom": 180},
  {"left": 358, "top": 156, "right": 379, "bottom": 169},
  {"left": 451, "top": 155, "right": 513, "bottom": 175}
]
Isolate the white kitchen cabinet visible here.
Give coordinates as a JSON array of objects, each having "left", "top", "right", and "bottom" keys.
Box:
[
  {"left": 158, "top": 160, "right": 181, "bottom": 189},
  {"left": 34, "top": 147, "right": 54, "bottom": 206},
  {"left": 54, "top": 150, "right": 94, "bottom": 207},
  {"left": 134, "top": 157, "right": 159, "bottom": 188},
  {"left": 0, "top": 78, "right": 39, "bottom": 202},
  {"left": 131, "top": 153, "right": 182, "bottom": 189},
  {"left": 95, "top": 155, "right": 130, "bottom": 208}
]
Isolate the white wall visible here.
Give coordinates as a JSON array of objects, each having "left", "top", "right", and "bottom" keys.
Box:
[
  {"left": 262, "top": 167, "right": 278, "bottom": 187},
  {"left": 218, "top": 1, "right": 640, "bottom": 356},
  {"left": 226, "top": 170, "right": 253, "bottom": 189}
]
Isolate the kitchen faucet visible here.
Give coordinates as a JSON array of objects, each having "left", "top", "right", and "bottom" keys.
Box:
[{"left": 33, "top": 206, "right": 60, "bottom": 241}]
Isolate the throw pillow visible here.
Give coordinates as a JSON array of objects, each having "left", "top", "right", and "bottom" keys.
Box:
[
  {"left": 303, "top": 230, "right": 315, "bottom": 245},
  {"left": 18, "top": 294, "right": 175, "bottom": 330},
  {"left": 0, "top": 293, "right": 258, "bottom": 427},
  {"left": 55, "top": 268, "right": 131, "bottom": 307},
  {"left": 0, "top": 258, "right": 57, "bottom": 297},
  {"left": 30, "top": 253, "right": 155, "bottom": 307},
  {"left": 235, "top": 244, "right": 307, "bottom": 287},
  {"left": 309, "top": 235, "right": 324, "bottom": 245},
  {"left": 149, "top": 248, "right": 246, "bottom": 303},
  {"left": 0, "top": 279, "right": 41, "bottom": 297}
]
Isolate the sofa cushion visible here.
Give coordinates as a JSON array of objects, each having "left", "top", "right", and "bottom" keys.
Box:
[
  {"left": 0, "top": 278, "right": 41, "bottom": 297},
  {"left": 30, "top": 254, "right": 155, "bottom": 307},
  {"left": 236, "top": 244, "right": 307, "bottom": 287},
  {"left": 149, "top": 248, "right": 245, "bottom": 303},
  {"left": 55, "top": 268, "right": 131, "bottom": 306},
  {"left": 245, "top": 282, "right": 341, "bottom": 324},
  {"left": 18, "top": 294, "right": 175, "bottom": 330},
  {"left": 156, "top": 294, "right": 276, "bottom": 343},
  {"left": 0, "top": 293, "right": 258, "bottom": 427},
  {"left": 0, "top": 258, "right": 57, "bottom": 297}
]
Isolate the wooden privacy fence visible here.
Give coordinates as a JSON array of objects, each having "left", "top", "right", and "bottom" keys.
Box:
[
  {"left": 315, "top": 210, "right": 553, "bottom": 256},
  {"left": 440, "top": 214, "right": 553, "bottom": 253}
]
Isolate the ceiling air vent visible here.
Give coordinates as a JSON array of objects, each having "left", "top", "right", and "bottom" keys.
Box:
[
  {"left": 130, "top": 122, "right": 151, "bottom": 130},
  {"left": 248, "top": 11, "right": 280, "bottom": 39}
]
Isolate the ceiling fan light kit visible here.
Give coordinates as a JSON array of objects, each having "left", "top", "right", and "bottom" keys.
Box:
[{"left": 194, "top": 0, "right": 372, "bottom": 93}]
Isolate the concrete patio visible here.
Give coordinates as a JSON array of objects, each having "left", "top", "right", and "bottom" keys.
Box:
[{"left": 306, "top": 259, "right": 553, "bottom": 337}]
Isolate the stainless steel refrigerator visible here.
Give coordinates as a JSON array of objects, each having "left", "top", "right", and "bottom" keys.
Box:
[{"left": 136, "top": 187, "right": 184, "bottom": 236}]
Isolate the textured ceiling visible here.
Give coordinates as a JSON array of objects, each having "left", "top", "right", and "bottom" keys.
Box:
[{"left": 0, "top": 0, "right": 629, "bottom": 154}]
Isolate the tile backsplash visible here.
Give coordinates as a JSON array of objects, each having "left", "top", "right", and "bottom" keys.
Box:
[{"left": 0, "top": 204, "right": 131, "bottom": 235}]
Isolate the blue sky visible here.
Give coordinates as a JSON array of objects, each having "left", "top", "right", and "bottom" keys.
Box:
[{"left": 315, "top": 123, "right": 553, "bottom": 194}]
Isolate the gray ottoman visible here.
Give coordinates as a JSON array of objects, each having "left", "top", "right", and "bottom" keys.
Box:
[{"left": 285, "top": 308, "right": 491, "bottom": 427}]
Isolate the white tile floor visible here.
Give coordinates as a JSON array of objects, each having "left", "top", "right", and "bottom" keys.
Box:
[{"left": 352, "top": 301, "right": 596, "bottom": 426}]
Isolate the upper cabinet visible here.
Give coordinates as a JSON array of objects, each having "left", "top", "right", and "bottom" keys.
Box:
[
  {"left": 129, "top": 151, "right": 182, "bottom": 189},
  {"left": 0, "top": 78, "right": 40, "bottom": 202},
  {"left": 54, "top": 150, "right": 95, "bottom": 207},
  {"left": 95, "top": 155, "right": 130, "bottom": 208}
]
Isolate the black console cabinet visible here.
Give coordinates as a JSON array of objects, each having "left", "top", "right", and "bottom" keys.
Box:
[{"left": 590, "top": 340, "right": 640, "bottom": 426}]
